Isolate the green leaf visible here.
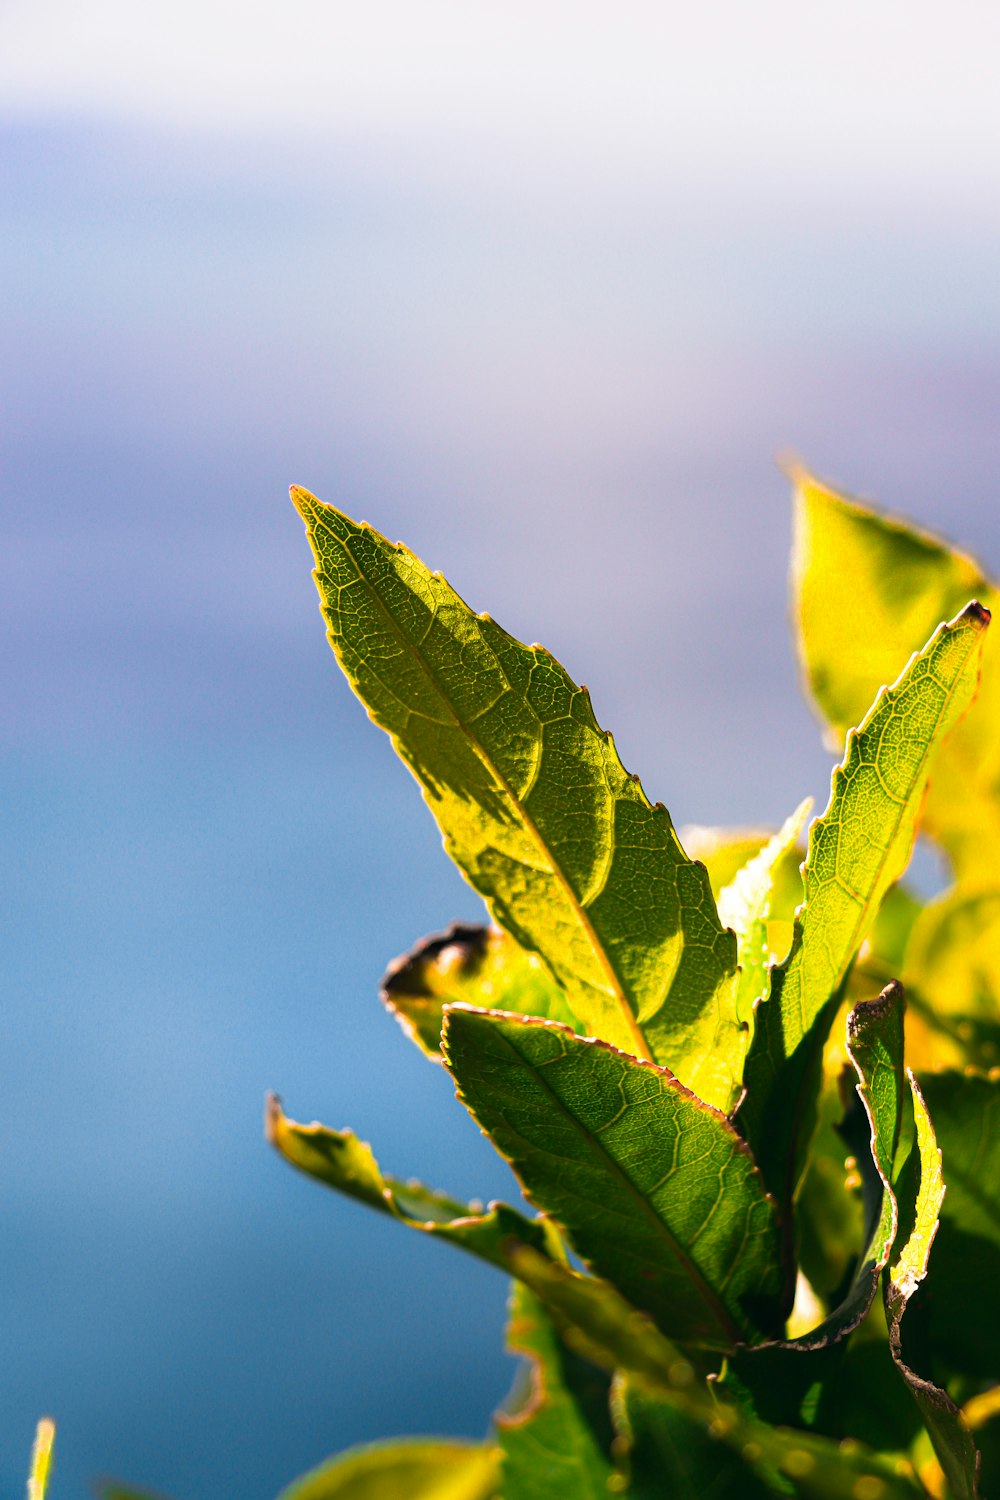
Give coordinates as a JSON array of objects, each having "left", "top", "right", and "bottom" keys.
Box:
[
  {"left": 866, "top": 884, "right": 923, "bottom": 977},
  {"left": 916, "top": 1072, "right": 1000, "bottom": 1381},
  {"left": 382, "top": 924, "right": 579, "bottom": 1062},
  {"left": 724, "top": 986, "right": 907, "bottom": 1431},
  {"left": 99, "top": 1489, "right": 177, "bottom": 1500},
  {"left": 266, "top": 1094, "right": 555, "bottom": 1275},
  {"left": 292, "top": 487, "right": 742, "bottom": 1109},
  {"left": 716, "top": 799, "right": 812, "bottom": 1027},
  {"left": 884, "top": 1076, "right": 982, "bottom": 1500},
  {"left": 791, "top": 467, "right": 1000, "bottom": 877},
  {"left": 963, "top": 1389, "right": 1000, "bottom": 1500},
  {"left": 275, "top": 1439, "right": 501, "bottom": 1500},
  {"left": 507, "top": 1249, "right": 922, "bottom": 1499},
  {"left": 442, "top": 1009, "right": 783, "bottom": 1349},
  {"left": 496, "top": 1282, "right": 615, "bottom": 1499},
  {"left": 736, "top": 601, "right": 990, "bottom": 1229},
  {"left": 611, "top": 1378, "right": 778, "bottom": 1498},
  {"left": 682, "top": 826, "right": 785, "bottom": 894},
  {"left": 28, "top": 1420, "right": 55, "bottom": 1500},
  {"left": 904, "top": 888, "right": 1000, "bottom": 1068},
  {"left": 793, "top": 1083, "right": 864, "bottom": 1306}
]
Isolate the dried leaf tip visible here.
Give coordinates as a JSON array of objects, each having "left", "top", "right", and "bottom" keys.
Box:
[
  {"left": 963, "top": 599, "right": 991, "bottom": 629},
  {"left": 848, "top": 980, "right": 905, "bottom": 1038},
  {"left": 264, "top": 1091, "right": 283, "bottom": 1142},
  {"left": 776, "top": 450, "right": 808, "bottom": 484}
]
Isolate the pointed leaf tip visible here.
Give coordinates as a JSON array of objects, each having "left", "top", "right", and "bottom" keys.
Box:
[{"left": 294, "top": 492, "right": 744, "bottom": 1107}]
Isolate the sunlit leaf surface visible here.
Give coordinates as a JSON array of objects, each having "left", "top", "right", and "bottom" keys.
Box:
[
  {"left": 276, "top": 1439, "right": 501, "bottom": 1500},
  {"left": 884, "top": 1077, "right": 982, "bottom": 1500},
  {"left": 266, "top": 1094, "right": 553, "bottom": 1274},
  {"left": 792, "top": 468, "right": 1000, "bottom": 877},
  {"left": 737, "top": 601, "right": 989, "bottom": 1229},
  {"left": 293, "top": 486, "right": 742, "bottom": 1108},
  {"left": 717, "top": 798, "right": 811, "bottom": 1027},
  {"left": 443, "top": 1009, "right": 783, "bottom": 1348}
]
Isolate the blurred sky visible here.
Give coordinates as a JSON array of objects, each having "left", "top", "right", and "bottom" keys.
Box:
[{"left": 3, "top": 4, "right": 1000, "bottom": 1497}]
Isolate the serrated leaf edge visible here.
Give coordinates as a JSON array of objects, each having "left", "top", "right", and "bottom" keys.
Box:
[{"left": 441, "top": 1005, "right": 780, "bottom": 1349}]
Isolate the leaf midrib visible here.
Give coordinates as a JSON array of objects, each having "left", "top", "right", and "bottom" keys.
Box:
[
  {"left": 310, "top": 505, "right": 653, "bottom": 1061},
  {"left": 484, "top": 1022, "right": 746, "bottom": 1346}
]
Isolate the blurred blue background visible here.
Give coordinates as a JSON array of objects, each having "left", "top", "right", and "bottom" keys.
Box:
[{"left": 3, "top": 4, "right": 1000, "bottom": 1495}]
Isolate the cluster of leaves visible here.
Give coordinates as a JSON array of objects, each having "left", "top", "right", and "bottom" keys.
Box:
[{"left": 109, "top": 472, "right": 1000, "bottom": 1500}]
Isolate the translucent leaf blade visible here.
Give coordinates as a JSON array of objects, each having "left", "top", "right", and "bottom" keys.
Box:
[
  {"left": 442, "top": 1009, "right": 783, "bottom": 1349},
  {"left": 292, "top": 487, "right": 741, "bottom": 1107},
  {"left": 717, "top": 798, "right": 812, "bottom": 1027},
  {"left": 28, "top": 1420, "right": 55, "bottom": 1500},
  {"left": 266, "top": 1093, "right": 554, "bottom": 1275},
  {"left": 737, "top": 601, "right": 989, "bottom": 1222},
  {"left": 792, "top": 468, "right": 1000, "bottom": 876},
  {"left": 884, "top": 1076, "right": 982, "bottom": 1500},
  {"left": 275, "top": 1439, "right": 501, "bottom": 1500}
]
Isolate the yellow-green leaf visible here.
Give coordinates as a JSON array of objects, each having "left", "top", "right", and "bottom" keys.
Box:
[
  {"left": 884, "top": 1077, "right": 982, "bottom": 1500},
  {"left": 292, "top": 487, "right": 741, "bottom": 1109},
  {"left": 266, "top": 1094, "right": 555, "bottom": 1275},
  {"left": 28, "top": 1420, "right": 55, "bottom": 1500},
  {"left": 737, "top": 601, "right": 989, "bottom": 1228},
  {"left": 276, "top": 1439, "right": 501, "bottom": 1500},
  {"left": 792, "top": 468, "right": 1000, "bottom": 877},
  {"left": 904, "top": 886, "right": 1000, "bottom": 1032},
  {"left": 716, "top": 798, "right": 812, "bottom": 1027}
]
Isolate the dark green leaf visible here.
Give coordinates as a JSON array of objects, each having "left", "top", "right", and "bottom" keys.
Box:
[
  {"left": 496, "top": 1282, "right": 614, "bottom": 1499},
  {"left": 382, "top": 924, "right": 578, "bottom": 1062},
  {"left": 736, "top": 603, "right": 989, "bottom": 1232},
  {"left": 963, "top": 1389, "right": 1000, "bottom": 1500},
  {"left": 98, "top": 1488, "right": 178, "bottom": 1500},
  {"left": 275, "top": 1439, "right": 501, "bottom": 1500},
  {"left": 266, "top": 1094, "right": 555, "bottom": 1275},
  {"left": 443, "top": 1009, "right": 784, "bottom": 1348},
  {"left": 725, "top": 987, "right": 907, "bottom": 1429},
  {"left": 793, "top": 1087, "right": 864, "bottom": 1306},
  {"left": 885, "top": 1076, "right": 982, "bottom": 1500},
  {"left": 915, "top": 1072, "right": 1000, "bottom": 1382},
  {"left": 507, "top": 1249, "right": 922, "bottom": 1499},
  {"left": 611, "top": 1378, "right": 779, "bottom": 1498},
  {"left": 292, "top": 487, "right": 742, "bottom": 1109}
]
